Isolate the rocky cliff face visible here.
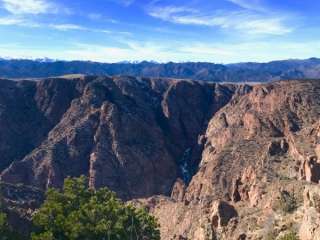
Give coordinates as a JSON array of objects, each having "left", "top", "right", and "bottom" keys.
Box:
[
  {"left": 136, "top": 80, "right": 320, "bottom": 240},
  {"left": 0, "top": 78, "right": 84, "bottom": 172},
  {"left": 0, "top": 76, "right": 237, "bottom": 200},
  {"left": 0, "top": 76, "right": 320, "bottom": 239}
]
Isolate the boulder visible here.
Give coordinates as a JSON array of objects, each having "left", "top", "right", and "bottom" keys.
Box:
[
  {"left": 231, "top": 166, "right": 261, "bottom": 207},
  {"left": 171, "top": 178, "right": 186, "bottom": 201},
  {"left": 301, "top": 156, "right": 320, "bottom": 183},
  {"left": 303, "top": 185, "right": 320, "bottom": 210}
]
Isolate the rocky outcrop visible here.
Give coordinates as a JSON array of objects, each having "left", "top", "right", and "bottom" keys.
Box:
[
  {"left": 300, "top": 208, "right": 320, "bottom": 240},
  {"left": 0, "top": 76, "right": 237, "bottom": 200},
  {"left": 267, "top": 139, "right": 289, "bottom": 156},
  {"left": 299, "top": 185, "right": 320, "bottom": 240},
  {"left": 143, "top": 80, "right": 320, "bottom": 239},
  {"left": 185, "top": 80, "right": 320, "bottom": 203},
  {"left": 171, "top": 178, "right": 186, "bottom": 201},
  {"left": 231, "top": 166, "right": 262, "bottom": 207},
  {"left": 0, "top": 78, "right": 85, "bottom": 172},
  {"left": 210, "top": 201, "right": 238, "bottom": 228},
  {"left": 301, "top": 156, "right": 320, "bottom": 183}
]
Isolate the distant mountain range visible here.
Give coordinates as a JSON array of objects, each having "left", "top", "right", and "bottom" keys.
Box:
[{"left": 0, "top": 58, "right": 320, "bottom": 82}]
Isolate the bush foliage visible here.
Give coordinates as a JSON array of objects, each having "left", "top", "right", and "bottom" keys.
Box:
[
  {"left": 1, "top": 177, "right": 160, "bottom": 240},
  {"left": 278, "top": 190, "right": 297, "bottom": 213},
  {"left": 278, "top": 231, "right": 299, "bottom": 240},
  {"left": 31, "top": 176, "right": 160, "bottom": 240}
]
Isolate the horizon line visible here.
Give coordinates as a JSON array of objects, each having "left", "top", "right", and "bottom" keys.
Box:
[{"left": 0, "top": 56, "right": 319, "bottom": 65}]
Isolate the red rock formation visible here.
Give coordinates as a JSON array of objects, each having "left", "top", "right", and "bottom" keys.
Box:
[
  {"left": 146, "top": 80, "right": 320, "bottom": 239},
  {"left": 0, "top": 76, "right": 237, "bottom": 200}
]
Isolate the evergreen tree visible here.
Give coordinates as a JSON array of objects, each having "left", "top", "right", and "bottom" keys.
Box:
[{"left": 32, "top": 176, "right": 160, "bottom": 240}]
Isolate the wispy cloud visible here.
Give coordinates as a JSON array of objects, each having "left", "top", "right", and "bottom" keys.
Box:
[
  {"left": 0, "top": 13, "right": 128, "bottom": 35},
  {"left": 0, "top": 15, "right": 40, "bottom": 27},
  {"left": 48, "top": 24, "right": 130, "bottom": 35},
  {"left": 0, "top": 15, "right": 23, "bottom": 25},
  {"left": 49, "top": 24, "right": 88, "bottom": 31},
  {"left": 87, "top": 13, "right": 119, "bottom": 24},
  {"left": 148, "top": 6, "right": 197, "bottom": 21},
  {"left": 227, "top": 0, "right": 266, "bottom": 12},
  {"left": 147, "top": 5, "right": 292, "bottom": 35},
  {"left": 1, "top": 0, "right": 57, "bottom": 14}
]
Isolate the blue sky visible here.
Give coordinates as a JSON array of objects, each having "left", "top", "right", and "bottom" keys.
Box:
[{"left": 0, "top": 0, "right": 319, "bottom": 63}]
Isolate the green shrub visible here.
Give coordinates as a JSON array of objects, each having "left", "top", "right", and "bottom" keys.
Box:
[
  {"left": 31, "top": 176, "right": 160, "bottom": 240},
  {"left": 278, "top": 231, "right": 299, "bottom": 240},
  {"left": 278, "top": 191, "right": 297, "bottom": 213}
]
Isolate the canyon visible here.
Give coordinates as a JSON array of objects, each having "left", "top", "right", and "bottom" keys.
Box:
[{"left": 0, "top": 76, "right": 319, "bottom": 239}]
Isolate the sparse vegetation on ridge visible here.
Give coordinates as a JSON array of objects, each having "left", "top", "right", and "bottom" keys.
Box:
[
  {"left": 273, "top": 190, "right": 298, "bottom": 214},
  {"left": 278, "top": 231, "right": 299, "bottom": 240}
]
